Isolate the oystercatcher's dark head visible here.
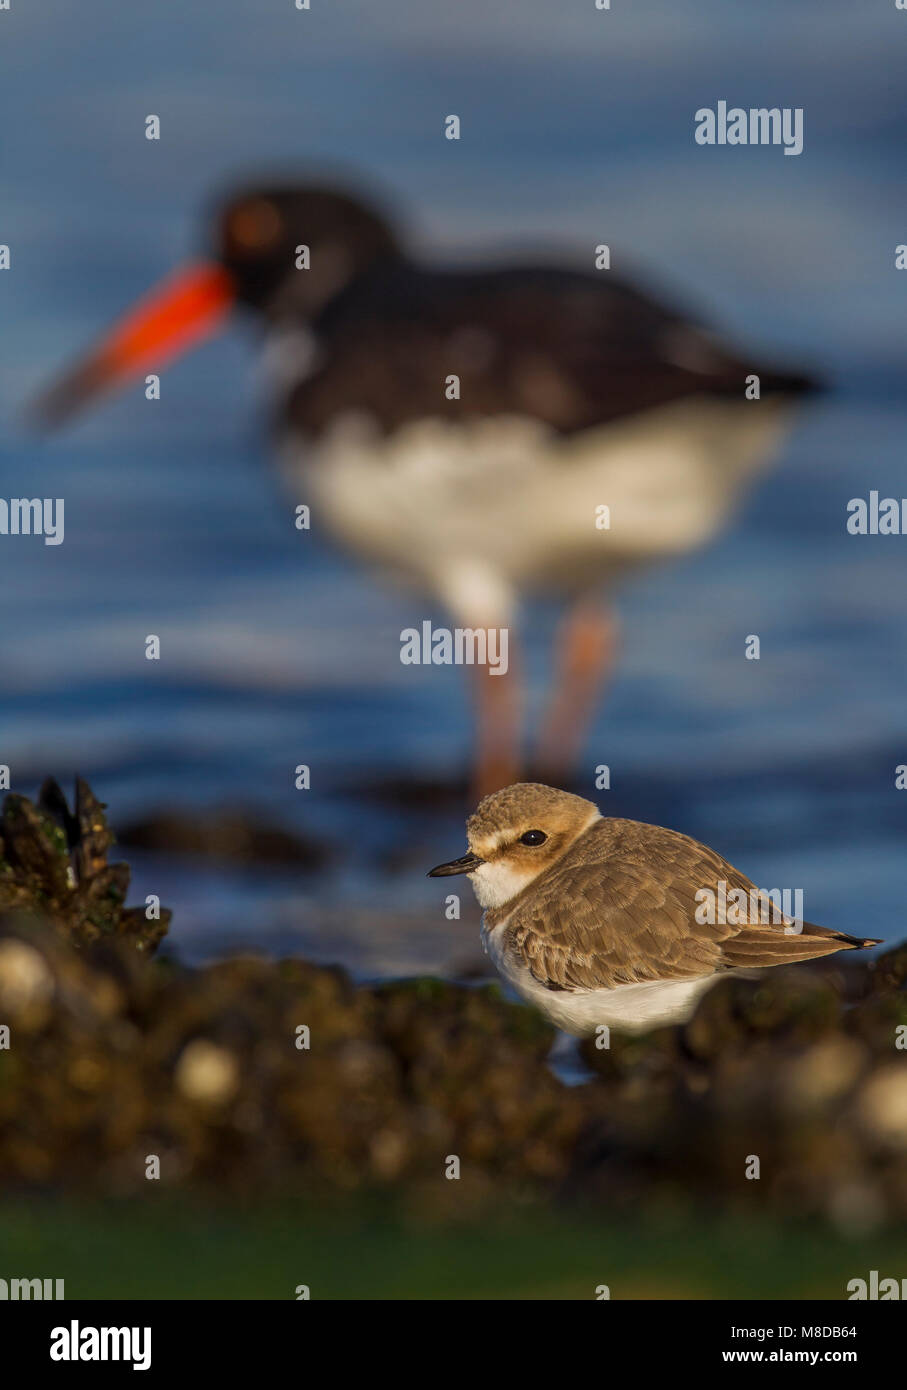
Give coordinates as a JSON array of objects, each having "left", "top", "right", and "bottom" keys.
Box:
[
  {"left": 31, "top": 182, "right": 399, "bottom": 427},
  {"left": 213, "top": 184, "right": 399, "bottom": 313}
]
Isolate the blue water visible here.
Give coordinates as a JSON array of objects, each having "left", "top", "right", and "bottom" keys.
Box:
[{"left": 1, "top": 1, "right": 905, "bottom": 975}]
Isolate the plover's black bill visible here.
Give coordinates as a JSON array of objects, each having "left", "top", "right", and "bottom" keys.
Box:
[{"left": 427, "top": 852, "right": 484, "bottom": 877}]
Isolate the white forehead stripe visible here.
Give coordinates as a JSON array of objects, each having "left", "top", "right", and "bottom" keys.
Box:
[{"left": 470, "top": 828, "right": 512, "bottom": 856}]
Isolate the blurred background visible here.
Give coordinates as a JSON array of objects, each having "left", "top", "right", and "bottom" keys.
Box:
[
  {"left": 1, "top": 0, "right": 905, "bottom": 977},
  {"left": 1, "top": 0, "right": 907, "bottom": 1305}
]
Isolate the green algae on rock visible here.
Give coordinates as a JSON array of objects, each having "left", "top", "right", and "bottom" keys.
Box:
[{"left": 0, "top": 779, "right": 170, "bottom": 953}]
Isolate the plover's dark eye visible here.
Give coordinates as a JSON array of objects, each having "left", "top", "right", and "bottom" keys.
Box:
[{"left": 520, "top": 830, "right": 547, "bottom": 847}]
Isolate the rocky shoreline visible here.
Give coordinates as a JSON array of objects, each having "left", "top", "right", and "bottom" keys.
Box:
[{"left": 1, "top": 780, "right": 905, "bottom": 1223}]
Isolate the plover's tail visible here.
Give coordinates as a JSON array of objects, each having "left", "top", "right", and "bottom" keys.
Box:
[
  {"left": 723, "top": 921, "right": 882, "bottom": 969},
  {"left": 711, "top": 364, "right": 821, "bottom": 401},
  {"left": 758, "top": 368, "right": 822, "bottom": 398},
  {"left": 803, "top": 923, "right": 883, "bottom": 951}
]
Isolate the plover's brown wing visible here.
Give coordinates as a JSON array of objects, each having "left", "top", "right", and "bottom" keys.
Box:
[
  {"left": 289, "top": 263, "right": 813, "bottom": 439},
  {"left": 503, "top": 818, "right": 879, "bottom": 991}
]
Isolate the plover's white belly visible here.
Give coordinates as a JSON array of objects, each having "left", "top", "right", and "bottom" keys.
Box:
[
  {"left": 279, "top": 397, "right": 790, "bottom": 616},
  {"left": 482, "top": 919, "right": 723, "bottom": 1037}
]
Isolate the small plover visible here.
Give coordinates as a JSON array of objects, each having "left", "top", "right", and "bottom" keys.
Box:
[
  {"left": 34, "top": 181, "right": 816, "bottom": 793},
  {"left": 428, "top": 783, "right": 881, "bottom": 1036}
]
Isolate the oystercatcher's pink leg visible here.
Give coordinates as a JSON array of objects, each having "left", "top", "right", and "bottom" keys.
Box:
[
  {"left": 535, "top": 597, "right": 618, "bottom": 780},
  {"left": 470, "top": 646, "right": 523, "bottom": 800}
]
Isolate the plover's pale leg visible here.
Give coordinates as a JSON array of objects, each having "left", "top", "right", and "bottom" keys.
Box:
[{"left": 535, "top": 597, "right": 618, "bottom": 779}]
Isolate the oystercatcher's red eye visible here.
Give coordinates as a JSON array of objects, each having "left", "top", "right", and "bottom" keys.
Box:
[
  {"left": 520, "top": 830, "right": 547, "bottom": 847},
  {"left": 227, "top": 200, "right": 283, "bottom": 254}
]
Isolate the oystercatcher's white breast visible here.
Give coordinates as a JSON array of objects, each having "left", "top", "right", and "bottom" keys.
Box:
[{"left": 277, "top": 393, "right": 791, "bottom": 621}]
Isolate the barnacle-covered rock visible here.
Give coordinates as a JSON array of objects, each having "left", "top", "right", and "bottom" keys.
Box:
[
  {"left": 571, "top": 948, "right": 907, "bottom": 1222},
  {"left": 0, "top": 825, "right": 905, "bottom": 1225},
  {"left": 371, "top": 979, "right": 580, "bottom": 1182},
  {"left": 0, "top": 779, "right": 169, "bottom": 953},
  {"left": 681, "top": 969, "right": 843, "bottom": 1061},
  {"left": 117, "top": 807, "right": 328, "bottom": 869},
  {"left": 868, "top": 939, "right": 907, "bottom": 994}
]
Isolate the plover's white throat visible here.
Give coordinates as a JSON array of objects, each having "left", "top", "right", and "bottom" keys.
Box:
[{"left": 429, "top": 783, "right": 882, "bottom": 1036}]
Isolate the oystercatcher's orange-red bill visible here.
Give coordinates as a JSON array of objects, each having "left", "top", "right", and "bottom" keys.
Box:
[{"left": 32, "top": 261, "right": 235, "bottom": 428}]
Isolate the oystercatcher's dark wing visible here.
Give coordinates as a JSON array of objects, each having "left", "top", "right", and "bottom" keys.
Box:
[{"left": 285, "top": 263, "right": 815, "bottom": 438}]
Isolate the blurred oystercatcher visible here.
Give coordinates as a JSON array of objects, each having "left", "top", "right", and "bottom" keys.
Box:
[{"left": 33, "top": 182, "right": 817, "bottom": 795}]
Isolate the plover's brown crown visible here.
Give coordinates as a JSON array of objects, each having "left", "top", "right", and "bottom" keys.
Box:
[{"left": 467, "top": 782, "right": 596, "bottom": 847}]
